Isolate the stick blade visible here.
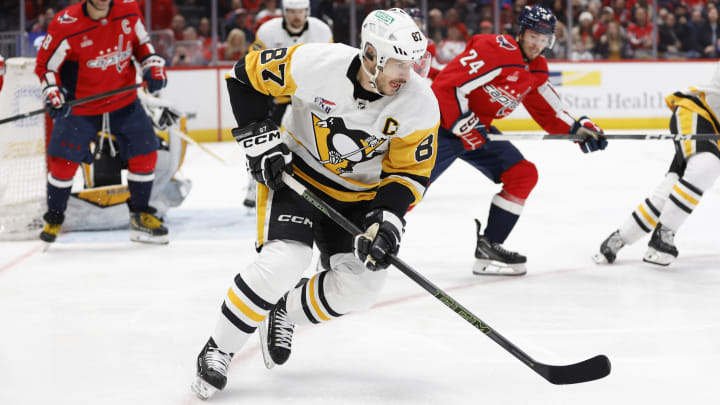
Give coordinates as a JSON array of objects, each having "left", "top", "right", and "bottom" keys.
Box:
[{"left": 540, "top": 355, "right": 611, "bottom": 385}]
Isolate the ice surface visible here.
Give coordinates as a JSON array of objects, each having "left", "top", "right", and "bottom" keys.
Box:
[{"left": 1, "top": 133, "right": 718, "bottom": 405}]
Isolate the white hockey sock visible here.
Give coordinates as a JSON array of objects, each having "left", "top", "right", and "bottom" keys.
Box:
[
  {"left": 618, "top": 172, "right": 678, "bottom": 245},
  {"left": 213, "top": 240, "right": 312, "bottom": 353},
  {"left": 286, "top": 253, "right": 387, "bottom": 325},
  {"left": 659, "top": 152, "right": 720, "bottom": 232}
]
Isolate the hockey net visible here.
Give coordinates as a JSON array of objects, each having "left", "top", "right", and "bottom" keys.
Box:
[{"left": 0, "top": 57, "right": 48, "bottom": 240}]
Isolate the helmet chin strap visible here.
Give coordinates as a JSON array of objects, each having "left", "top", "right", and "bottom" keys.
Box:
[{"left": 360, "top": 55, "right": 384, "bottom": 95}]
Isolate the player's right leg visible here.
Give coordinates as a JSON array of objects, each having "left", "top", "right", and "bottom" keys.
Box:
[
  {"left": 192, "top": 184, "right": 314, "bottom": 400},
  {"left": 461, "top": 139, "right": 536, "bottom": 275},
  {"left": 41, "top": 114, "right": 99, "bottom": 245}
]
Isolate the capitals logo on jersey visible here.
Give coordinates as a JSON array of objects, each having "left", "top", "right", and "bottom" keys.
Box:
[
  {"left": 86, "top": 35, "right": 133, "bottom": 73},
  {"left": 311, "top": 114, "right": 386, "bottom": 174},
  {"left": 58, "top": 11, "right": 77, "bottom": 24}
]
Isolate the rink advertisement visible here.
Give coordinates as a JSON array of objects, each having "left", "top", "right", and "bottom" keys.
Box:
[{"left": 163, "top": 61, "right": 719, "bottom": 141}]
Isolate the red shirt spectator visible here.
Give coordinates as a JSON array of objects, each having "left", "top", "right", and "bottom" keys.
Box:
[{"left": 627, "top": 7, "right": 653, "bottom": 49}]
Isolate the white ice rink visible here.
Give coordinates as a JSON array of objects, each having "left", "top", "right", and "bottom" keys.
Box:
[{"left": 1, "top": 135, "right": 719, "bottom": 405}]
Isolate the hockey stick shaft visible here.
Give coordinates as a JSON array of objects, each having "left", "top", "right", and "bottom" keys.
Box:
[
  {"left": 0, "top": 83, "right": 143, "bottom": 126},
  {"left": 171, "top": 128, "right": 228, "bottom": 165},
  {"left": 488, "top": 133, "right": 720, "bottom": 141},
  {"left": 280, "top": 172, "right": 610, "bottom": 385}
]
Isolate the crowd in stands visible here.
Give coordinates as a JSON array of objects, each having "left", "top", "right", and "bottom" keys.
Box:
[{"left": 5, "top": 0, "right": 720, "bottom": 65}]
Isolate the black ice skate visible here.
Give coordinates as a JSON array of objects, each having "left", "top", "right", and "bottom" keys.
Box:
[
  {"left": 191, "top": 337, "right": 234, "bottom": 400},
  {"left": 473, "top": 220, "right": 527, "bottom": 276},
  {"left": 592, "top": 230, "right": 626, "bottom": 264},
  {"left": 129, "top": 207, "right": 168, "bottom": 244},
  {"left": 39, "top": 211, "right": 64, "bottom": 250},
  {"left": 643, "top": 223, "right": 678, "bottom": 266},
  {"left": 258, "top": 294, "right": 295, "bottom": 369}
]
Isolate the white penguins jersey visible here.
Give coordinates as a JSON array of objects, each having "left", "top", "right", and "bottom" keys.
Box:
[
  {"left": 250, "top": 16, "right": 333, "bottom": 52},
  {"left": 228, "top": 43, "right": 440, "bottom": 207}
]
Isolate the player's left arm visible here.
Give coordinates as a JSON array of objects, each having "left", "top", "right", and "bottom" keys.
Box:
[
  {"left": 129, "top": 9, "right": 166, "bottom": 94},
  {"left": 372, "top": 109, "right": 440, "bottom": 218},
  {"left": 523, "top": 70, "right": 607, "bottom": 153}
]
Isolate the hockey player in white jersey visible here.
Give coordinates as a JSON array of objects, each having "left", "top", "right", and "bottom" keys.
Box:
[
  {"left": 594, "top": 62, "right": 720, "bottom": 266},
  {"left": 191, "top": 9, "right": 439, "bottom": 400},
  {"left": 242, "top": 0, "right": 334, "bottom": 208}
]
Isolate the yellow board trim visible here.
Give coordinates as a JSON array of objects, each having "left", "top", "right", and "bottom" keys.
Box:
[
  {"left": 308, "top": 275, "right": 331, "bottom": 321},
  {"left": 673, "top": 185, "right": 699, "bottom": 206},
  {"left": 227, "top": 288, "right": 266, "bottom": 322}
]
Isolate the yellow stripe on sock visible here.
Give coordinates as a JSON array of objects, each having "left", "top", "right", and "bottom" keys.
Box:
[
  {"left": 308, "top": 275, "right": 331, "bottom": 322},
  {"left": 227, "top": 288, "right": 266, "bottom": 322},
  {"left": 673, "top": 185, "right": 699, "bottom": 206},
  {"left": 638, "top": 204, "right": 658, "bottom": 228}
]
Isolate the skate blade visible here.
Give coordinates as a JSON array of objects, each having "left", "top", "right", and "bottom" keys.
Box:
[
  {"left": 592, "top": 252, "right": 610, "bottom": 264},
  {"left": 473, "top": 260, "right": 526, "bottom": 276},
  {"left": 257, "top": 319, "right": 276, "bottom": 370},
  {"left": 130, "top": 231, "right": 169, "bottom": 245},
  {"left": 242, "top": 199, "right": 256, "bottom": 209},
  {"left": 191, "top": 376, "right": 218, "bottom": 400},
  {"left": 642, "top": 248, "right": 674, "bottom": 266}
]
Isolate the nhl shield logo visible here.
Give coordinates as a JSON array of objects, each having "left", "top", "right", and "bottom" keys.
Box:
[{"left": 311, "top": 113, "right": 386, "bottom": 174}]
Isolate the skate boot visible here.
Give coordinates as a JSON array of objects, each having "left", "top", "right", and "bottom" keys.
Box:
[
  {"left": 258, "top": 294, "right": 295, "bottom": 369},
  {"left": 643, "top": 223, "right": 678, "bottom": 266},
  {"left": 129, "top": 207, "right": 168, "bottom": 244},
  {"left": 473, "top": 220, "right": 527, "bottom": 276},
  {"left": 39, "top": 211, "right": 65, "bottom": 248},
  {"left": 243, "top": 181, "right": 256, "bottom": 209},
  {"left": 191, "top": 337, "right": 234, "bottom": 400},
  {"left": 592, "top": 230, "right": 626, "bottom": 264}
]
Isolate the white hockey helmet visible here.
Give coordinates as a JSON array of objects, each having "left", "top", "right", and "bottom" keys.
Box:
[
  {"left": 360, "top": 8, "right": 429, "bottom": 90},
  {"left": 283, "top": 0, "right": 309, "bottom": 11}
]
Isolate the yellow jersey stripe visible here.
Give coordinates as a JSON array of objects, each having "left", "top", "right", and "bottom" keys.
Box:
[
  {"left": 257, "top": 184, "right": 269, "bottom": 246},
  {"left": 293, "top": 167, "right": 377, "bottom": 202},
  {"left": 227, "top": 288, "right": 267, "bottom": 322},
  {"left": 638, "top": 204, "right": 658, "bottom": 228},
  {"left": 673, "top": 184, "right": 699, "bottom": 206},
  {"left": 308, "top": 274, "right": 331, "bottom": 321},
  {"left": 244, "top": 44, "right": 301, "bottom": 97},
  {"left": 378, "top": 176, "right": 423, "bottom": 206}
]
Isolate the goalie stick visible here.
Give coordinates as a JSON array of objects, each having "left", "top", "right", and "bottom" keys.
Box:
[
  {"left": 0, "top": 83, "right": 144, "bottom": 126},
  {"left": 488, "top": 133, "right": 720, "bottom": 141},
  {"left": 278, "top": 171, "right": 611, "bottom": 385}
]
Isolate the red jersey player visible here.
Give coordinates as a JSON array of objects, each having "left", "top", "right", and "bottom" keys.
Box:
[
  {"left": 35, "top": 0, "right": 169, "bottom": 245},
  {"left": 429, "top": 5, "right": 607, "bottom": 276}
]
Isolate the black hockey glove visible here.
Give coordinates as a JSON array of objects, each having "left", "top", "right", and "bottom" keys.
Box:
[
  {"left": 570, "top": 116, "right": 607, "bottom": 153},
  {"left": 353, "top": 209, "right": 405, "bottom": 271},
  {"left": 233, "top": 119, "right": 293, "bottom": 190}
]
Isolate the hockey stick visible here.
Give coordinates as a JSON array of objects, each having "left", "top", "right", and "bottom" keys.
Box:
[
  {"left": 488, "top": 133, "right": 720, "bottom": 141},
  {"left": 0, "top": 83, "right": 143, "bottom": 126},
  {"left": 280, "top": 172, "right": 611, "bottom": 385},
  {"left": 170, "top": 128, "right": 229, "bottom": 165}
]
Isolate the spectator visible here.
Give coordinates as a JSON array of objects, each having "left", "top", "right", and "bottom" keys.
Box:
[
  {"left": 197, "top": 17, "right": 213, "bottom": 47},
  {"left": 225, "top": 8, "right": 255, "bottom": 44},
  {"left": 171, "top": 14, "right": 186, "bottom": 41},
  {"left": 659, "top": 11, "right": 683, "bottom": 58},
  {"left": 436, "top": 24, "right": 467, "bottom": 63},
  {"left": 137, "top": 0, "right": 179, "bottom": 30},
  {"left": 479, "top": 20, "right": 493, "bottom": 34},
  {"left": 595, "top": 19, "right": 630, "bottom": 59},
  {"left": 218, "top": 28, "right": 247, "bottom": 62},
  {"left": 626, "top": 7, "right": 653, "bottom": 57},
  {"left": 427, "top": 8, "right": 446, "bottom": 44},
  {"left": 701, "top": 6, "right": 720, "bottom": 58},
  {"left": 255, "top": 0, "right": 282, "bottom": 27},
  {"left": 455, "top": 0, "right": 480, "bottom": 35},
  {"left": 593, "top": 6, "right": 614, "bottom": 41},
  {"left": 571, "top": 11, "right": 596, "bottom": 60},
  {"left": 687, "top": 8, "right": 707, "bottom": 58},
  {"left": 612, "top": 0, "right": 632, "bottom": 27}
]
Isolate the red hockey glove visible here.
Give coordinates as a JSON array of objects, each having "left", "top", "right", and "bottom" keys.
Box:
[
  {"left": 42, "top": 85, "right": 72, "bottom": 119},
  {"left": 450, "top": 111, "right": 488, "bottom": 150},
  {"left": 142, "top": 55, "right": 167, "bottom": 95},
  {"left": 570, "top": 116, "right": 607, "bottom": 153}
]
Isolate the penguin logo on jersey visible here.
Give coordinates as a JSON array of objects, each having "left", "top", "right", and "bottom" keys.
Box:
[{"left": 312, "top": 113, "right": 386, "bottom": 174}]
